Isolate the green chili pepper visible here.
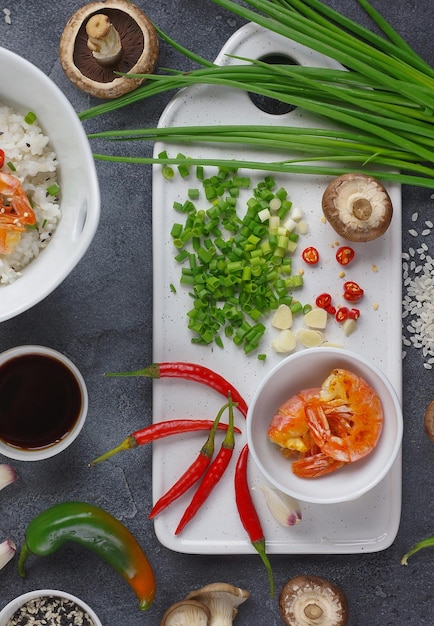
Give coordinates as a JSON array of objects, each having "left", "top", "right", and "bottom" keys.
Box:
[{"left": 17, "top": 501, "right": 156, "bottom": 610}]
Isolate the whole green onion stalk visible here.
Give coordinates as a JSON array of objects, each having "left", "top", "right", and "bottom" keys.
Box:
[{"left": 80, "top": 0, "right": 434, "bottom": 190}]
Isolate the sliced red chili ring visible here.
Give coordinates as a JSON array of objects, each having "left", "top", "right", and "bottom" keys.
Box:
[
  {"left": 0, "top": 149, "right": 4, "bottom": 169},
  {"left": 336, "top": 246, "right": 355, "bottom": 266},
  {"left": 343, "top": 280, "right": 363, "bottom": 295},
  {"left": 349, "top": 308, "right": 361, "bottom": 320},
  {"left": 343, "top": 280, "right": 364, "bottom": 302},
  {"left": 335, "top": 307, "right": 349, "bottom": 322},
  {"left": 325, "top": 304, "right": 336, "bottom": 315},
  {"left": 344, "top": 291, "right": 364, "bottom": 303},
  {"left": 315, "top": 293, "right": 332, "bottom": 309},
  {"left": 301, "top": 246, "right": 319, "bottom": 265}
]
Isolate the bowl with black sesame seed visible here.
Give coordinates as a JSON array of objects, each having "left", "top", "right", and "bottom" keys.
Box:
[{"left": 0, "top": 589, "right": 102, "bottom": 626}]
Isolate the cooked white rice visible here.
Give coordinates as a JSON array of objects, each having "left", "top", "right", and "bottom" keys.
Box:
[{"left": 0, "top": 102, "right": 60, "bottom": 284}]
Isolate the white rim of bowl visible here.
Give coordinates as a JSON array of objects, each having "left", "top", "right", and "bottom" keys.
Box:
[{"left": 0, "top": 345, "right": 88, "bottom": 461}]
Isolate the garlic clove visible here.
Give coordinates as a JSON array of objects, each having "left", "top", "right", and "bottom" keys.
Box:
[
  {"left": 256, "top": 485, "right": 302, "bottom": 527},
  {"left": 0, "top": 539, "right": 16, "bottom": 570},
  {"left": 0, "top": 464, "right": 17, "bottom": 490}
]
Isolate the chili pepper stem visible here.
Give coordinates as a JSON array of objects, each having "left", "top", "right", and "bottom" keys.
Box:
[
  {"left": 253, "top": 538, "right": 274, "bottom": 598},
  {"left": 401, "top": 537, "right": 434, "bottom": 565},
  {"left": 89, "top": 435, "right": 137, "bottom": 466},
  {"left": 104, "top": 365, "right": 158, "bottom": 378},
  {"left": 17, "top": 542, "right": 31, "bottom": 578}
]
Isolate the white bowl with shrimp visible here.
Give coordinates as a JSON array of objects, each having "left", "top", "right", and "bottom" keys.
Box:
[
  {"left": 246, "top": 348, "right": 403, "bottom": 504},
  {"left": 0, "top": 47, "right": 100, "bottom": 322}
]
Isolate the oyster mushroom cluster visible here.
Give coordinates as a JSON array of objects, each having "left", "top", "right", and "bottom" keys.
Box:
[{"left": 160, "top": 583, "right": 250, "bottom": 626}]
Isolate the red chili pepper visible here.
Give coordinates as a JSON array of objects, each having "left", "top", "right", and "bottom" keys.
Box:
[
  {"left": 335, "top": 306, "right": 349, "bottom": 322},
  {"left": 325, "top": 304, "right": 336, "bottom": 315},
  {"left": 105, "top": 362, "right": 248, "bottom": 418},
  {"left": 175, "top": 396, "right": 236, "bottom": 535},
  {"left": 89, "top": 419, "right": 241, "bottom": 467},
  {"left": 343, "top": 280, "right": 364, "bottom": 302},
  {"left": 349, "top": 307, "right": 361, "bottom": 320},
  {"left": 315, "top": 293, "right": 332, "bottom": 309},
  {"left": 301, "top": 246, "right": 319, "bottom": 265},
  {"left": 336, "top": 246, "right": 355, "bottom": 266},
  {"left": 234, "top": 444, "right": 274, "bottom": 597},
  {"left": 148, "top": 402, "right": 230, "bottom": 519},
  {"left": 0, "top": 149, "right": 4, "bottom": 169}
]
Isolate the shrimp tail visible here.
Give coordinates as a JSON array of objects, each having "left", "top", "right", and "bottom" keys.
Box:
[{"left": 292, "top": 451, "right": 346, "bottom": 478}]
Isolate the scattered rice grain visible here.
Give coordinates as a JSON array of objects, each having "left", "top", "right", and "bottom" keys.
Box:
[
  {"left": 402, "top": 227, "right": 434, "bottom": 366},
  {"left": 408, "top": 229, "right": 418, "bottom": 237}
]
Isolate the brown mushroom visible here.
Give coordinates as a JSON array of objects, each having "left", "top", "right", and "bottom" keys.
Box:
[
  {"left": 322, "top": 173, "right": 393, "bottom": 242},
  {"left": 279, "top": 575, "right": 349, "bottom": 626},
  {"left": 59, "top": 0, "right": 158, "bottom": 99},
  {"left": 159, "top": 599, "right": 211, "bottom": 626},
  {"left": 423, "top": 399, "right": 434, "bottom": 442}
]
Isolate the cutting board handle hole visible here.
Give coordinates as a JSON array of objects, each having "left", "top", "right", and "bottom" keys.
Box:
[{"left": 248, "top": 53, "right": 298, "bottom": 115}]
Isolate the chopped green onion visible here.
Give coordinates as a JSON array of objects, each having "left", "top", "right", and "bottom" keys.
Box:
[
  {"left": 46, "top": 184, "right": 60, "bottom": 196},
  {"left": 167, "top": 166, "right": 310, "bottom": 354},
  {"left": 7, "top": 162, "right": 16, "bottom": 171},
  {"left": 24, "top": 111, "right": 36, "bottom": 125}
]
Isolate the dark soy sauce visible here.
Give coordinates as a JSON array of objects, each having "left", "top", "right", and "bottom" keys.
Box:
[{"left": 0, "top": 353, "right": 82, "bottom": 450}]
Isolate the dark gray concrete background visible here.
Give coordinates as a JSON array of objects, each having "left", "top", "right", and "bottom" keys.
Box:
[{"left": 1, "top": 1, "right": 433, "bottom": 624}]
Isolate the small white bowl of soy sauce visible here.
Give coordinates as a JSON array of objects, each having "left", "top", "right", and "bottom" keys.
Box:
[{"left": 0, "top": 345, "right": 88, "bottom": 461}]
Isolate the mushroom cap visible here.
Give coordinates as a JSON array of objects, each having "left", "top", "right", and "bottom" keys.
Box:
[
  {"left": 59, "top": 0, "right": 158, "bottom": 99},
  {"left": 279, "top": 575, "right": 349, "bottom": 626},
  {"left": 185, "top": 582, "right": 250, "bottom": 622},
  {"left": 322, "top": 173, "right": 393, "bottom": 242},
  {"left": 159, "top": 599, "right": 211, "bottom": 626}
]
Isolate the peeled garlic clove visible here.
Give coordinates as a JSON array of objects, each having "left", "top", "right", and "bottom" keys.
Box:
[
  {"left": 256, "top": 485, "right": 302, "bottom": 526},
  {"left": 0, "top": 464, "right": 17, "bottom": 490},
  {"left": 0, "top": 539, "right": 16, "bottom": 570}
]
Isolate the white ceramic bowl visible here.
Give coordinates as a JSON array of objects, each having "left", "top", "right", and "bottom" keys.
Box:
[
  {"left": 247, "top": 348, "right": 402, "bottom": 504},
  {"left": 0, "top": 345, "right": 88, "bottom": 461},
  {"left": 0, "top": 47, "right": 100, "bottom": 322},
  {"left": 0, "top": 589, "right": 102, "bottom": 626}
]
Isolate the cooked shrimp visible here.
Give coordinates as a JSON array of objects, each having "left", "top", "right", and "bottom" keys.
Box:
[
  {"left": 268, "top": 368, "right": 383, "bottom": 479},
  {"left": 292, "top": 451, "right": 345, "bottom": 478},
  {"left": 0, "top": 171, "right": 36, "bottom": 254},
  {"left": 267, "top": 388, "right": 320, "bottom": 454},
  {"left": 305, "top": 368, "right": 383, "bottom": 464}
]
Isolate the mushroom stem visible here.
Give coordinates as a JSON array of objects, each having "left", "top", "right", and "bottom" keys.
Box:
[
  {"left": 304, "top": 603, "right": 323, "bottom": 620},
  {"left": 86, "top": 13, "right": 122, "bottom": 66},
  {"left": 352, "top": 197, "right": 372, "bottom": 221}
]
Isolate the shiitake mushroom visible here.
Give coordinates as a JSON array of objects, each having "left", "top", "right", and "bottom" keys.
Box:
[
  {"left": 279, "top": 575, "right": 349, "bottom": 626},
  {"left": 322, "top": 173, "right": 393, "bottom": 242}
]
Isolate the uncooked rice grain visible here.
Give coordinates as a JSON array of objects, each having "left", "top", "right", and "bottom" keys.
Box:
[
  {"left": 402, "top": 213, "right": 434, "bottom": 366},
  {"left": 0, "top": 102, "right": 60, "bottom": 284}
]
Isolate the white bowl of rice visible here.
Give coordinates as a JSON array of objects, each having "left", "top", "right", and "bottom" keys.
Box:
[{"left": 0, "top": 47, "right": 100, "bottom": 321}]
